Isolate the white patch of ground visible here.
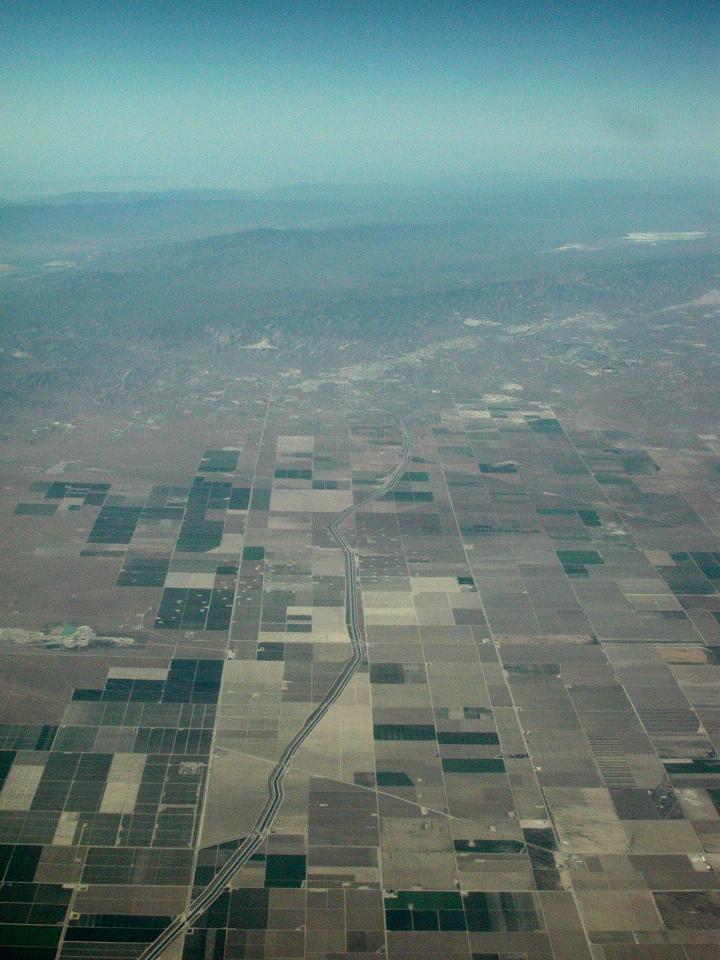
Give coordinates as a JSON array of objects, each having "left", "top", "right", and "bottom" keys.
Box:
[
  {"left": 463, "top": 317, "right": 499, "bottom": 327},
  {"left": 662, "top": 289, "right": 720, "bottom": 313},
  {"left": 624, "top": 231, "right": 706, "bottom": 243},
  {"left": 46, "top": 461, "right": 80, "bottom": 474},
  {"left": 551, "top": 232, "right": 706, "bottom": 253}
]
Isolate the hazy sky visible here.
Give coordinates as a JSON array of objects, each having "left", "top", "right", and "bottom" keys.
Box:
[{"left": 2, "top": 0, "right": 718, "bottom": 194}]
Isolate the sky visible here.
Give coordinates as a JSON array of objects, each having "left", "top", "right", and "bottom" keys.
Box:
[{"left": 1, "top": 0, "right": 718, "bottom": 195}]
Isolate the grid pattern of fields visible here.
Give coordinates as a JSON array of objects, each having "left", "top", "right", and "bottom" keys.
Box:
[{"left": 4, "top": 392, "right": 720, "bottom": 959}]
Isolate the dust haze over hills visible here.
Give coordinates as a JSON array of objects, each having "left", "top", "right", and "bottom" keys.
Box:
[
  {"left": 1, "top": 175, "right": 718, "bottom": 435},
  {"left": 1, "top": 179, "right": 718, "bottom": 336}
]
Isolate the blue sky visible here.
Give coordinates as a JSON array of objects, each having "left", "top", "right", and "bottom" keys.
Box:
[{"left": 2, "top": 0, "right": 718, "bottom": 194}]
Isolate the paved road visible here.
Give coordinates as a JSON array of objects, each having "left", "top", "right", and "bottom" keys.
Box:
[{"left": 138, "top": 422, "right": 413, "bottom": 960}]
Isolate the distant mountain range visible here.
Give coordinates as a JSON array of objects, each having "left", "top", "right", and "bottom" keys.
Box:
[
  {"left": 0, "top": 192, "right": 351, "bottom": 253},
  {"left": 0, "top": 179, "right": 717, "bottom": 346},
  {"left": 1, "top": 177, "right": 716, "bottom": 255}
]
